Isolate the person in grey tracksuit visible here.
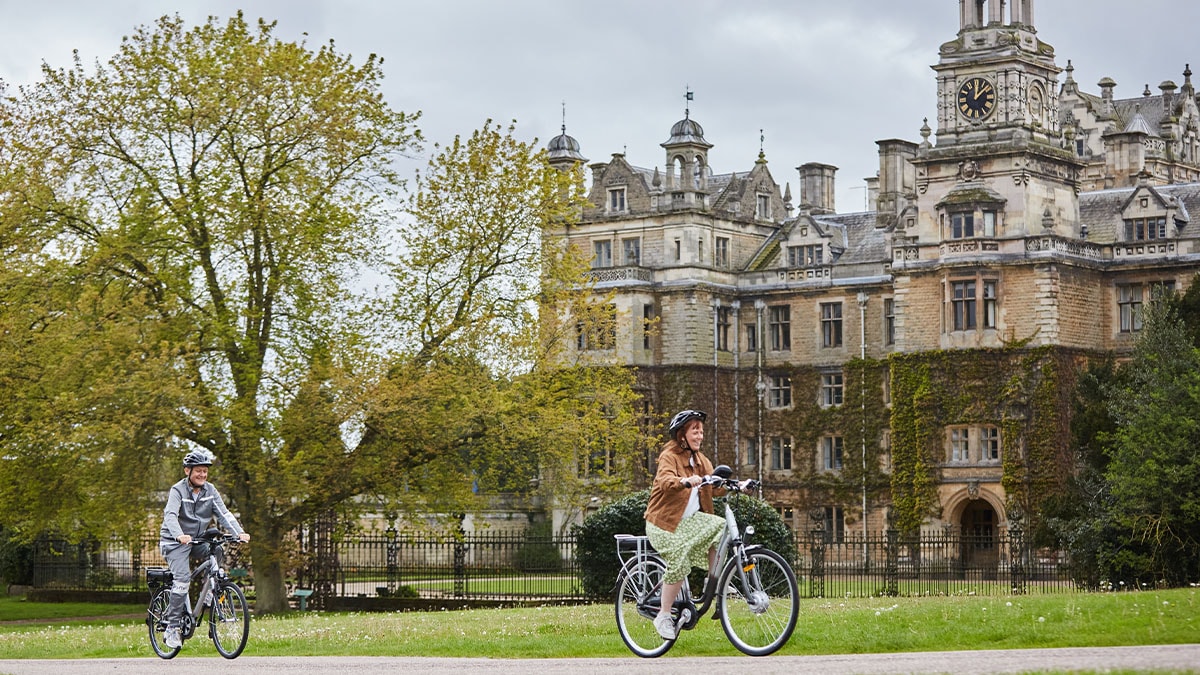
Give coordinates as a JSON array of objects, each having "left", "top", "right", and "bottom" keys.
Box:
[{"left": 159, "top": 449, "right": 250, "bottom": 648}]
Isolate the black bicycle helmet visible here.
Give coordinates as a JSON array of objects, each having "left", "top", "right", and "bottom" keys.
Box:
[
  {"left": 183, "top": 449, "right": 215, "bottom": 467},
  {"left": 667, "top": 409, "right": 707, "bottom": 440}
]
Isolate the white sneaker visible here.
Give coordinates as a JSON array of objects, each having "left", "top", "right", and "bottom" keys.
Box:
[
  {"left": 653, "top": 614, "right": 677, "bottom": 640},
  {"left": 164, "top": 626, "right": 182, "bottom": 648}
]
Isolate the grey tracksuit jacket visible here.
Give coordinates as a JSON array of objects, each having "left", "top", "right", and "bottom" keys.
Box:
[{"left": 159, "top": 478, "right": 245, "bottom": 553}]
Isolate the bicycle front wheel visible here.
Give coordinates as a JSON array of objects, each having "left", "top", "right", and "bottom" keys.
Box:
[
  {"left": 209, "top": 582, "right": 250, "bottom": 658},
  {"left": 146, "top": 588, "right": 180, "bottom": 659},
  {"left": 614, "top": 557, "right": 673, "bottom": 658},
  {"left": 717, "top": 547, "right": 798, "bottom": 656}
]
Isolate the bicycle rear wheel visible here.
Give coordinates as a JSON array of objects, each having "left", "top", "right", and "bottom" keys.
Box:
[
  {"left": 146, "top": 588, "right": 180, "bottom": 659},
  {"left": 614, "top": 557, "right": 673, "bottom": 658},
  {"left": 717, "top": 547, "right": 798, "bottom": 656},
  {"left": 210, "top": 582, "right": 250, "bottom": 658}
]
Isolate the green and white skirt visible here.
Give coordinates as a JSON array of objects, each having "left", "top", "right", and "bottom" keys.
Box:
[{"left": 646, "top": 512, "right": 725, "bottom": 584}]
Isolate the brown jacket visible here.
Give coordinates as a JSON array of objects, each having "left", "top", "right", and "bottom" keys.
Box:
[{"left": 643, "top": 442, "right": 727, "bottom": 533}]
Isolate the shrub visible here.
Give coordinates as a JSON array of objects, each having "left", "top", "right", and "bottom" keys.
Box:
[
  {"left": 573, "top": 490, "right": 650, "bottom": 599},
  {"left": 0, "top": 528, "right": 33, "bottom": 586},
  {"left": 376, "top": 584, "right": 419, "bottom": 598},
  {"left": 573, "top": 489, "right": 797, "bottom": 600},
  {"left": 514, "top": 522, "right": 563, "bottom": 573}
]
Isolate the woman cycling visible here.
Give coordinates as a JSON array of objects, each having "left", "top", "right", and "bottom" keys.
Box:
[{"left": 643, "top": 409, "right": 746, "bottom": 640}]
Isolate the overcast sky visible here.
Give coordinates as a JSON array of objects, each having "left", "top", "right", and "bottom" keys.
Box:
[{"left": 4, "top": 1, "right": 1200, "bottom": 211}]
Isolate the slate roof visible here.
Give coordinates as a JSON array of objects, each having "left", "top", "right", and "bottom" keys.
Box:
[
  {"left": 815, "top": 211, "right": 888, "bottom": 265},
  {"left": 1080, "top": 183, "right": 1200, "bottom": 243}
]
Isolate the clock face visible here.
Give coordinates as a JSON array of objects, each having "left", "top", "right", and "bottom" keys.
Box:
[{"left": 957, "top": 77, "right": 997, "bottom": 120}]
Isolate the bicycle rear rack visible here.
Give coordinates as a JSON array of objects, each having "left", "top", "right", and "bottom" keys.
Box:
[{"left": 614, "top": 534, "right": 654, "bottom": 568}]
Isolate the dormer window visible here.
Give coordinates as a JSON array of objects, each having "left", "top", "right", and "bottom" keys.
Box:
[
  {"left": 1123, "top": 216, "right": 1168, "bottom": 241},
  {"left": 787, "top": 244, "right": 823, "bottom": 267},
  {"left": 607, "top": 187, "right": 627, "bottom": 213},
  {"left": 757, "top": 194, "right": 771, "bottom": 219},
  {"left": 948, "top": 209, "right": 997, "bottom": 238}
]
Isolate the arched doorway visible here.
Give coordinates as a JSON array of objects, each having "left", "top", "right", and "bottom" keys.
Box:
[{"left": 960, "top": 499, "right": 999, "bottom": 575}]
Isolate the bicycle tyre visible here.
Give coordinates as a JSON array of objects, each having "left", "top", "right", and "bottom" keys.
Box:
[
  {"left": 209, "top": 581, "right": 250, "bottom": 658},
  {"left": 716, "top": 547, "right": 799, "bottom": 656},
  {"left": 147, "top": 587, "right": 180, "bottom": 659},
  {"left": 614, "top": 557, "right": 674, "bottom": 658}
]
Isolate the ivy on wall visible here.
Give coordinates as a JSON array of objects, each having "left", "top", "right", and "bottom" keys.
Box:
[
  {"left": 631, "top": 345, "right": 1084, "bottom": 536},
  {"left": 888, "top": 346, "right": 1081, "bottom": 535}
]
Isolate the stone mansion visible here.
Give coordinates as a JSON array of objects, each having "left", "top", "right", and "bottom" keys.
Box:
[{"left": 545, "top": 0, "right": 1200, "bottom": 549}]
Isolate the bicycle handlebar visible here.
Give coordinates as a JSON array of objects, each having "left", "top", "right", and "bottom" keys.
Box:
[{"left": 702, "top": 474, "right": 759, "bottom": 492}]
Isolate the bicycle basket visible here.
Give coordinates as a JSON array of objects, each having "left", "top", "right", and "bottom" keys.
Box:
[{"left": 146, "top": 567, "right": 173, "bottom": 590}]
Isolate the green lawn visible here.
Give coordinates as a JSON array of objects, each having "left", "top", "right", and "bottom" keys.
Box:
[{"left": 0, "top": 588, "right": 1196, "bottom": 663}]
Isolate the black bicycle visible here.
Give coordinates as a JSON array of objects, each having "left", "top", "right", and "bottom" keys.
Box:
[
  {"left": 614, "top": 465, "right": 799, "bottom": 657},
  {"left": 146, "top": 529, "right": 250, "bottom": 659}
]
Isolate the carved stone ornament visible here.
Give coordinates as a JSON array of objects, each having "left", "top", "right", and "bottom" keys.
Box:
[
  {"left": 959, "top": 159, "right": 980, "bottom": 181},
  {"left": 967, "top": 480, "right": 980, "bottom": 500}
]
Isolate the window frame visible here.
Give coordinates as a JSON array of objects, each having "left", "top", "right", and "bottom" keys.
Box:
[
  {"left": 883, "top": 297, "right": 896, "bottom": 345},
  {"left": 757, "top": 193, "right": 771, "bottom": 219},
  {"left": 592, "top": 240, "right": 613, "bottom": 268},
  {"left": 1123, "top": 216, "right": 1168, "bottom": 241},
  {"left": 821, "top": 436, "right": 844, "bottom": 472},
  {"left": 621, "top": 237, "right": 641, "bottom": 266},
  {"left": 607, "top": 186, "right": 627, "bottom": 213},
  {"left": 1118, "top": 283, "right": 1144, "bottom": 333},
  {"left": 768, "top": 305, "right": 791, "bottom": 351},
  {"left": 716, "top": 306, "right": 732, "bottom": 352},
  {"left": 820, "top": 302, "right": 843, "bottom": 348},
  {"left": 820, "top": 371, "right": 844, "bottom": 407},
  {"left": 767, "top": 373, "right": 792, "bottom": 409},
  {"left": 821, "top": 506, "right": 845, "bottom": 543},
  {"left": 947, "top": 274, "right": 1000, "bottom": 333},
  {"left": 944, "top": 424, "right": 1002, "bottom": 464},
  {"left": 770, "top": 436, "right": 793, "bottom": 471}
]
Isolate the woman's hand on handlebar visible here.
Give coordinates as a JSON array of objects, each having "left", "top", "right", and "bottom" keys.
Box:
[{"left": 177, "top": 534, "right": 193, "bottom": 545}]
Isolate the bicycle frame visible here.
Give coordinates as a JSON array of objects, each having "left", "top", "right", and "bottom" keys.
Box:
[
  {"left": 616, "top": 481, "right": 757, "bottom": 624},
  {"left": 614, "top": 472, "right": 799, "bottom": 657},
  {"left": 178, "top": 552, "right": 223, "bottom": 639}
]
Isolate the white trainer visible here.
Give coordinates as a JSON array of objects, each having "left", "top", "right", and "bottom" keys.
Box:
[
  {"left": 653, "top": 614, "right": 677, "bottom": 640},
  {"left": 164, "top": 626, "right": 182, "bottom": 648}
]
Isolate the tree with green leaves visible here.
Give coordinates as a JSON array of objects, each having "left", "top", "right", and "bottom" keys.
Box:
[
  {"left": 1099, "top": 296, "right": 1200, "bottom": 586},
  {"left": 367, "top": 121, "right": 646, "bottom": 532},
  {"left": 1, "top": 16, "right": 645, "bottom": 612},
  {"left": 0, "top": 13, "right": 420, "bottom": 612}
]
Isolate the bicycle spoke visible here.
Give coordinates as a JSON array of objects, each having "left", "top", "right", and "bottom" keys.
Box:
[
  {"left": 718, "top": 549, "right": 799, "bottom": 656},
  {"left": 615, "top": 558, "right": 674, "bottom": 658},
  {"left": 210, "top": 583, "right": 250, "bottom": 659},
  {"left": 146, "top": 588, "right": 180, "bottom": 659}
]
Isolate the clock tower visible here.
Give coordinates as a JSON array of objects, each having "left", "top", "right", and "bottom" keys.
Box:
[
  {"left": 906, "top": 0, "right": 1082, "bottom": 245},
  {"left": 933, "top": 0, "right": 1060, "bottom": 147}
]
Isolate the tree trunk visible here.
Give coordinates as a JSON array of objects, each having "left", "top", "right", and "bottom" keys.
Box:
[{"left": 253, "top": 549, "right": 289, "bottom": 614}]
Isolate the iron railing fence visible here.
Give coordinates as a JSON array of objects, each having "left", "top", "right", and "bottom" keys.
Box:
[
  {"left": 26, "top": 534, "right": 253, "bottom": 595},
  {"left": 299, "top": 530, "right": 583, "bottom": 602},
  {"left": 26, "top": 530, "right": 1074, "bottom": 601},
  {"left": 795, "top": 532, "right": 1075, "bottom": 598}
]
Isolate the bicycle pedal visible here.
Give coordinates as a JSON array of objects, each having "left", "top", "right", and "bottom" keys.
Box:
[{"left": 678, "top": 608, "right": 693, "bottom": 629}]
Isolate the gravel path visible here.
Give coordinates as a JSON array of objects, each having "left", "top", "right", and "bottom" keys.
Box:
[{"left": 2, "top": 644, "right": 1198, "bottom": 674}]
